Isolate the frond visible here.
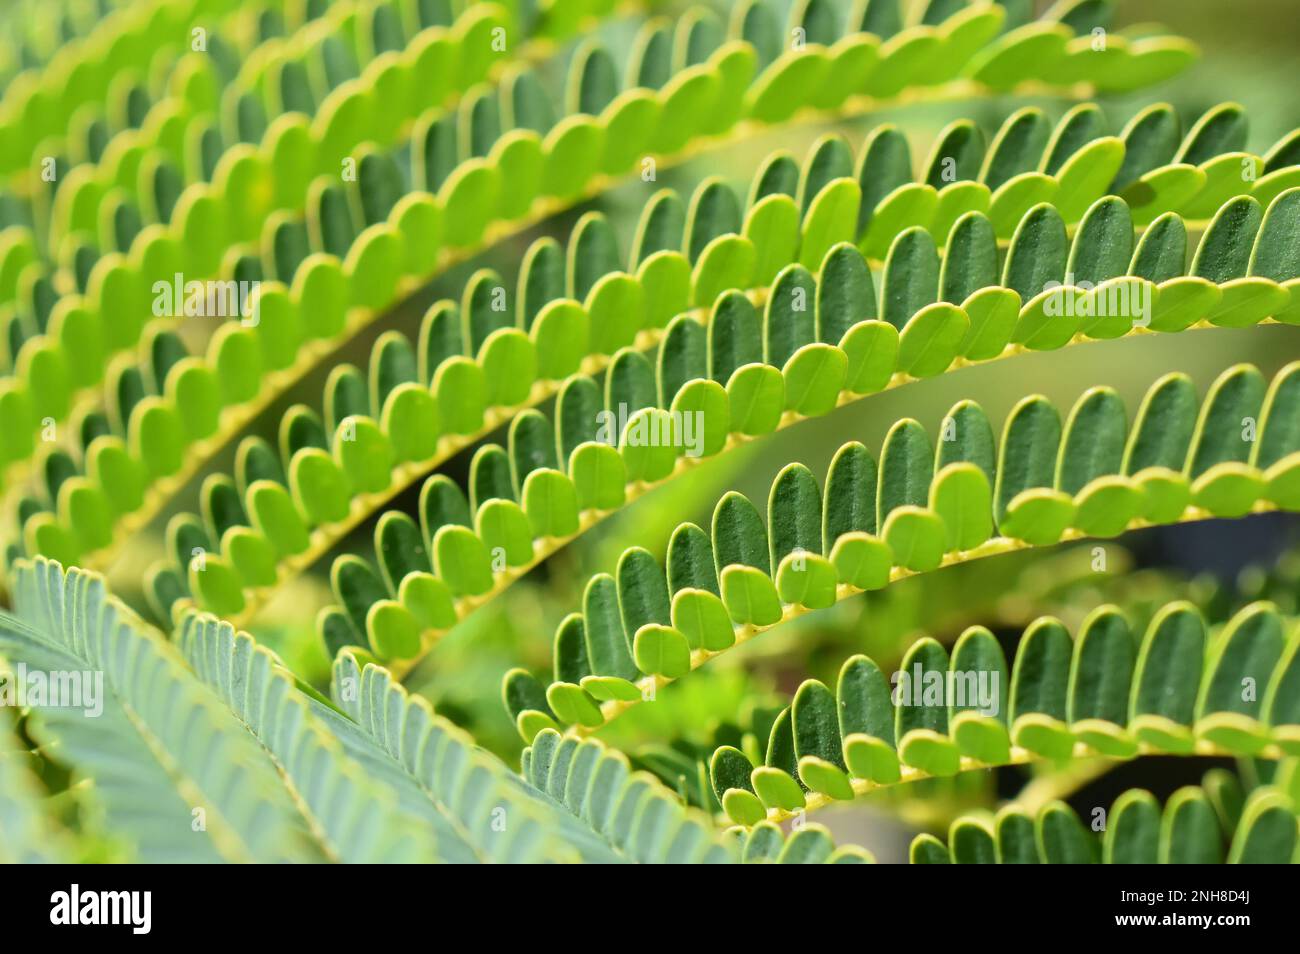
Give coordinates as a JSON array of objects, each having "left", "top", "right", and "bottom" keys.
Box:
[
  {"left": 0, "top": 0, "right": 1293, "bottom": 867},
  {"left": 2, "top": 4, "right": 1209, "bottom": 597},
  {"left": 288, "top": 180, "right": 1298, "bottom": 672},
  {"left": 700, "top": 599, "right": 1299, "bottom": 826},
  {"left": 328, "top": 649, "right": 643, "bottom": 861},
  {"left": 501, "top": 360, "right": 1300, "bottom": 735},
  {"left": 910, "top": 766, "right": 1300, "bottom": 863},
  {"left": 178, "top": 613, "right": 451, "bottom": 861},
  {"left": 0, "top": 557, "right": 322, "bottom": 861},
  {"left": 3, "top": 556, "right": 764, "bottom": 862},
  {"left": 520, "top": 726, "right": 866, "bottom": 862}
]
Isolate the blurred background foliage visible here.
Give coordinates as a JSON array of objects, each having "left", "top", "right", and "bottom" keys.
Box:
[{"left": 95, "top": 0, "right": 1299, "bottom": 857}]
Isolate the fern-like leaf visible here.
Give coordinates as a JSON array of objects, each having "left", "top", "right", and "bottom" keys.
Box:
[
  {"left": 0, "top": 558, "right": 322, "bottom": 861},
  {"left": 500, "top": 360, "right": 1300, "bottom": 735},
  {"left": 911, "top": 768, "right": 1299, "bottom": 863},
  {"left": 700, "top": 599, "right": 1299, "bottom": 825}
]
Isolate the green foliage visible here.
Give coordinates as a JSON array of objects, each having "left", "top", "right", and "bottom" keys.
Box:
[
  {"left": 144, "top": 177, "right": 1297, "bottom": 660},
  {"left": 0, "top": 0, "right": 1295, "bottom": 866},
  {"left": 503, "top": 361, "right": 1300, "bottom": 735},
  {"left": 518, "top": 727, "right": 860, "bottom": 862},
  {"left": 2, "top": 559, "right": 321, "bottom": 862},
  {"left": 4, "top": 557, "right": 770, "bottom": 862},
  {"left": 3, "top": 6, "right": 1219, "bottom": 581},
  {"left": 912, "top": 767, "right": 1300, "bottom": 863},
  {"left": 704, "top": 600, "right": 1300, "bottom": 825}
]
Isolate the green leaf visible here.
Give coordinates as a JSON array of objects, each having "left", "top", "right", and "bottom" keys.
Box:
[
  {"left": 1068, "top": 606, "right": 1135, "bottom": 741},
  {"left": 941, "top": 213, "right": 1000, "bottom": 308},
  {"left": 599, "top": 91, "right": 660, "bottom": 176},
  {"left": 290, "top": 449, "right": 351, "bottom": 524},
  {"left": 811, "top": 34, "right": 882, "bottom": 109},
  {"left": 1057, "top": 386, "right": 1127, "bottom": 493},
  {"left": 881, "top": 227, "right": 940, "bottom": 330},
  {"left": 993, "top": 394, "right": 1062, "bottom": 526},
  {"left": 720, "top": 565, "right": 782, "bottom": 626},
  {"left": 335, "top": 416, "right": 393, "bottom": 494},
  {"left": 745, "top": 48, "right": 828, "bottom": 124},
  {"left": 478, "top": 328, "right": 538, "bottom": 406},
  {"left": 638, "top": 251, "right": 692, "bottom": 330},
  {"left": 882, "top": 506, "right": 945, "bottom": 571},
  {"left": 1249, "top": 187, "right": 1300, "bottom": 283},
  {"left": 432, "top": 525, "right": 494, "bottom": 597},
  {"left": 792, "top": 680, "right": 846, "bottom": 771},
  {"left": 1069, "top": 196, "right": 1136, "bottom": 287},
  {"left": 899, "top": 302, "right": 969, "bottom": 377},
  {"left": 897, "top": 635, "right": 958, "bottom": 769},
  {"left": 1196, "top": 603, "right": 1284, "bottom": 750},
  {"left": 877, "top": 418, "right": 935, "bottom": 527},
  {"left": 930, "top": 462, "right": 993, "bottom": 551},
  {"left": 949, "top": 625, "right": 1010, "bottom": 729},
  {"left": 1003, "top": 202, "right": 1068, "bottom": 303},
  {"left": 439, "top": 159, "right": 499, "bottom": 247},
  {"left": 475, "top": 499, "right": 533, "bottom": 567},
  {"left": 959, "top": 286, "right": 1020, "bottom": 360},
  {"left": 1228, "top": 790, "right": 1299, "bottom": 863},
  {"left": 1036, "top": 802, "right": 1097, "bottom": 863},
  {"left": 1008, "top": 616, "right": 1073, "bottom": 746},
  {"left": 949, "top": 818, "right": 997, "bottom": 864},
  {"left": 861, "top": 183, "right": 938, "bottom": 260},
  {"left": 1183, "top": 152, "right": 1263, "bottom": 221},
  {"left": 522, "top": 469, "right": 580, "bottom": 539},
  {"left": 1105, "top": 790, "right": 1161, "bottom": 863},
  {"left": 745, "top": 194, "right": 801, "bottom": 287},
  {"left": 2, "top": 560, "right": 317, "bottom": 862},
  {"left": 653, "top": 65, "right": 719, "bottom": 153},
  {"left": 583, "top": 574, "right": 639, "bottom": 681},
  {"left": 1131, "top": 602, "right": 1205, "bottom": 742},
  {"left": 726, "top": 363, "right": 785, "bottom": 436},
  {"left": 619, "top": 408, "right": 679, "bottom": 483},
  {"left": 829, "top": 532, "right": 892, "bottom": 590},
  {"left": 839, "top": 319, "right": 899, "bottom": 394},
  {"left": 1161, "top": 788, "right": 1223, "bottom": 862},
  {"left": 633, "top": 624, "right": 691, "bottom": 679},
  {"left": 968, "top": 22, "right": 1070, "bottom": 91},
  {"left": 569, "top": 441, "right": 627, "bottom": 511},
  {"left": 776, "top": 552, "right": 837, "bottom": 609},
  {"left": 1193, "top": 196, "right": 1264, "bottom": 284},
  {"left": 433, "top": 356, "right": 487, "bottom": 434},
  {"left": 381, "top": 384, "right": 440, "bottom": 463},
  {"left": 999, "top": 488, "right": 1075, "bottom": 544},
  {"left": 1121, "top": 163, "right": 1206, "bottom": 226},
  {"left": 1055, "top": 136, "right": 1125, "bottom": 221},
  {"left": 867, "top": 28, "right": 942, "bottom": 97},
  {"left": 781, "top": 343, "right": 846, "bottom": 416},
  {"left": 989, "top": 172, "right": 1058, "bottom": 239},
  {"left": 1185, "top": 363, "right": 1265, "bottom": 477},
  {"left": 691, "top": 235, "right": 756, "bottom": 308},
  {"left": 799, "top": 178, "right": 860, "bottom": 271},
  {"left": 671, "top": 588, "right": 734, "bottom": 652}
]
